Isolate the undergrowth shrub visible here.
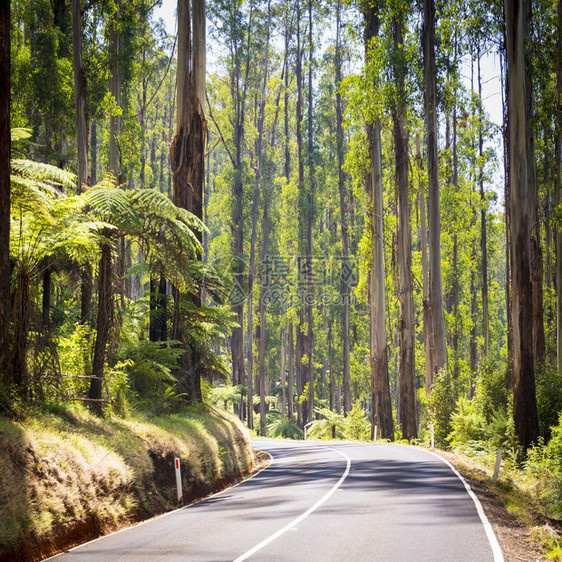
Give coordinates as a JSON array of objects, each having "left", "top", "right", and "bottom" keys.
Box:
[
  {"left": 427, "top": 368, "right": 454, "bottom": 448},
  {"left": 343, "top": 402, "right": 370, "bottom": 441},
  {"left": 474, "top": 359, "right": 510, "bottom": 423},
  {"left": 526, "top": 413, "right": 562, "bottom": 519},
  {"left": 447, "top": 397, "right": 486, "bottom": 447},
  {"left": 266, "top": 419, "right": 304, "bottom": 439},
  {"left": 535, "top": 362, "right": 562, "bottom": 441}
]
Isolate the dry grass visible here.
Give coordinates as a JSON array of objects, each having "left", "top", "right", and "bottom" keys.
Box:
[{"left": 0, "top": 404, "right": 254, "bottom": 561}]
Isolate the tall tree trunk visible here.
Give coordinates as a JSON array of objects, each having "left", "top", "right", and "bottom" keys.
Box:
[
  {"left": 258, "top": 201, "right": 269, "bottom": 436},
  {"left": 304, "top": 0, "right": 316, "bottom": 423},
  {"left": 0, "top": 0, "right": 10, "bottom": 387},
  {"left": 505, "top": 0, "right": 539, "bottom": 452},
  {"left": 109, "top": 1, "right": 121, "bottom": 178},
  {"left": 336, "top": 0, "right": 351, "bottom": 418},
  {"left": 423, "top": 0, "right": 447, "bottom": 379},
  {"left": 229, "top": 4, "right": 254, "bottom": 419},
  {"left": 90, "top": 120, "right": 97, "bottom": 186},
  {"left": 72, "top": 0, "right": 88, "bottom": 192},
  {"left": 393, "top": 15, "right": 417, "bottom": 441},
  {"left": 170, "top": 0, "right": 206, "bottom": 403},
  {"left": 89, "top": 243, "right": 113, "bottom": 415},
  {"left": 287, "top": 321, "right": 294, "bottom": 422},
  {"left": 295, "top": 0, "right": 305, "bottom": 428},
  {"left": 280, "top": 324, "right": 287, "bottom": 417},
  {"left": 247, "top": 0, "right": 272, "bottom": 431},
  {"left": 363, "top": 0, "right": 394, "bottom": 440},
  {"left": 477, "top": 47, "right": 490, "bottom": 358},
  {"left": 554, "top": 0, "right": 562, "bottom": 376},
  {"left": 417, "top": 135, "right": 435, "bottom": 392},
  {"left": 523, "top": 2, "right": 546, "bottom": 367}
]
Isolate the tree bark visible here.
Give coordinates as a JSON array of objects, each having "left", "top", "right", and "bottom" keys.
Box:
[
  {"left": 504, "top": 0, "right": 539, "bottom": 452},
  {"left": 523, "top": 2, "right": 546, "bottom": 367},
  {"left": 72, "top": 0, "right": 88, "bottom": 192},
  {"left": 336, "top": 0, "right": 351, "bottom": 419},
  {"left": 304, "top": 0, "right": 316, "bottom": 423},
  {"left": 363, "top": 0, "right": 394, "bottom": 440},
  {"left": 0, "top": 0, "right": 10, "bottom": 388},
  {"left": 170, "top": 0, "right": 206, "bottom": 403},
  {"left": 247, "top": 0, "right": 272, "bottom": 432},
  {"left": 477, "top": 47, "right": 490, "bottom": 358},
  {"left": 423, "top": 0, "right": 447, "bottom": 379},
  {"left": 554, "top": 0, "right": 562, "bottom": 376},
  {"left": 393, "top": 15, "right": 417, "bottom": 441},
  {"left": 109, "top": 1, "right": 121, "bottom": 178},
  {"left": 258, "top": 200, "right": 269, "bottom": 436},
  {"left": 89, "top": 243, "right": 113, "bottom": 415},
  {"left": 417, "top": 135, "right": 435, "bottom": 393}
]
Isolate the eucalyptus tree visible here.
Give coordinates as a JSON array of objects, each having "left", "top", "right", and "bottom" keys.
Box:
[
  {"left": 423, "top": 0, "right": 447, "bottom": 383},
  {"left": 170, "top": 0, "right": 207, "bottom": 403},
  {"left": 335, "top": 0, "right": 351, "bottom": 418},
  {"left": 391, "top": 0, "right": 417, "bottom": 440},
  {"left": 0, "top": 0, "right": 9, "bottom": 386},
  {"left": 72, "top": 0, "right": 88, "bottom": 193},
  {"left": 504, "top": 0, "right": 539, "bottom": 451},
  {"left": 362, "top": 0, "right": 394, "bottom": 440}
]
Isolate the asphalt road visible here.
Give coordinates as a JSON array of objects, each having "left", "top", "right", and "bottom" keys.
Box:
[{"left": 49, "top": 439, "right": 503, "bottom": 561}]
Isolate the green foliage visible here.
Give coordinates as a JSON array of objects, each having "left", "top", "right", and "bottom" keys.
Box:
[
  {"left": 208, "top": 384, "right": 243, "bottom": 409},
  {"left": 525, "top": 413, "right": 562, "bottom": 518},
  {"left": 116, "top": 339, "right": 183, "bottom": 412},
  {"left": 484, "top": 408, "right": 516, "bottom": 453},
  {"left": 427, "top": 369, "right": 454, "bottom": 448},
  {"left": 306, "top": 407, "right": 346, "bottom": 440},
  {"left": 474, "top": 359, "right": 510, "bottom": 423},
  {"left": 535, "top": 363, "right": 562, "bottom": 441},
  {"left": 343, "top": 402, "right": 371, "bottom": 442},
  {"left": 266, "top": 418, "right": 304, "bottom": 440},
  {"left": 447, "top": 397, "right": 486, "bottom": 447}
]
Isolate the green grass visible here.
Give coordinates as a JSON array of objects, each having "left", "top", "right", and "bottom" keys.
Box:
[
  {"left": 437, "top": 447, "right": 562, "bottom": 561},
  {"left": 0, "top": 403, "right": 253, "bottom": 560}
]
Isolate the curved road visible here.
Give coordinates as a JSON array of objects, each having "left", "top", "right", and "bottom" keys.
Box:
[{"left": 49, "top": 439, "right": 503, "bottom": 561}]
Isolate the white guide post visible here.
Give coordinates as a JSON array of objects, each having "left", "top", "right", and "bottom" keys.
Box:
[
  {"left": 493, "top": 449, "right": 502, "bottom": 483},
  {"left": 430, "top": 424, "right": 435, "bottom": 450},
  {"left": 374, "top": 425, "right": 377, "bottom": 443},
  {"left": 175, "top": 457, "right": 183, "bottom": 505}
]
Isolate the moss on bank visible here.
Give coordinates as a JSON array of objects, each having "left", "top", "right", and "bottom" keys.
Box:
[{"left": 0, "top": 404, "right": 254, "bottom": 561}]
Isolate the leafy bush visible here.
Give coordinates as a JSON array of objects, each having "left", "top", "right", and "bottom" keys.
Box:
[
  {"left": 116, "top": 339, "right": 184, "bottom": 411},
  {"left": 474, "top": 359, "right": 510, "bottom": 423},
  {"left": 526, "top": 413, "right": 562, "bottom": 518},
  {"left": 535, "top": 363, "right": 562, "bottom": 441},
  {"left": 343, "top": 402, "right": 370, "bottom": 442},
  {"left": 427, "top": 368, "right": 454, "bottom": 448},
  {"left": 447, "top": 397, "right": 486, "bottom": 447},
  {"left": 484, "top": 407, "right": 516, "bottom": 453}
]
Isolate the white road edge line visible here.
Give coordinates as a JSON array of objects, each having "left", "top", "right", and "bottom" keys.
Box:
[
  {"left": 232, "top": 446, "right": 352, "bottom": 562},
  {"left": 45, "top": 449, "right": 274, "bottom": 560},
  {"left": 425, "top": 450, "right": 504, "bottom": 562}
]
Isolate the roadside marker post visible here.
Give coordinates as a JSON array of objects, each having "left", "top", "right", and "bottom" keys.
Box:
[
  {"left": 374, "top": 425, "right": 377, "bottom": 443},
  {"left": 430, "top": 424, "right": 435, "bottom": 450},
  {"left": 175, "top": 457, "right": 183, "bottom": 505},
  {"left": 493, "top": 449, "right": 502, "bottom": 483}
]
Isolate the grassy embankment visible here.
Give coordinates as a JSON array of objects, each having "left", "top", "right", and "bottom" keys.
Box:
[
  {"left": 431, "top": 445, "right": 562, "bottom": 561},
  {"left": 0, "top": 404, "right": 254, "bottom": 561}
]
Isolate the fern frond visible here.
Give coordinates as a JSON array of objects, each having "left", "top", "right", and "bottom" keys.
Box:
[
  {"left": 86, "top": 187, "right": 142, "bottom": 233},
  {"left": 11, "top": 128, "right": 32, "bottom": 142},
  {"left": 11, "top": 158, "right": 76, "bottom": 188}
]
